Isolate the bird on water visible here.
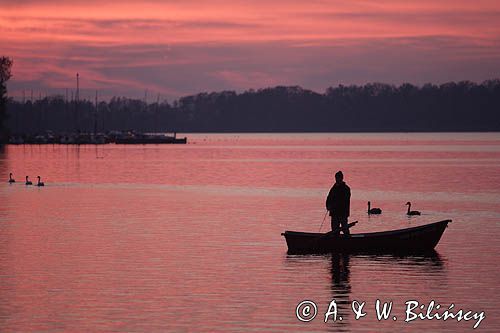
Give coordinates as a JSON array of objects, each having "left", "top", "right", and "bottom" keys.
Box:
[
  {"left": 36, "top": 176, "right": 45, "bottom": 187},
  {"left": 8, "top": 173, "right": 15, "bottom": 183},
  {"left": 367, "top": 201, "right": 382, "bottom": 215},
  {"left": 406, "top": 202, "right": 421, "bottom": 216},
  {"left": 25, "top": 176, "right": 32, "bottom": 185}
]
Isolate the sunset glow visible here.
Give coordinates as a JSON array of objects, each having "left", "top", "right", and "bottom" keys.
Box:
[{"left": 1, "top": 0, "right": 500, "bottom": 99}]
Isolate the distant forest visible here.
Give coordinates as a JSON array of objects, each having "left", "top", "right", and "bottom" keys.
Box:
[{"left": 5, "top": 80, "right": 500, "bottom": 134}]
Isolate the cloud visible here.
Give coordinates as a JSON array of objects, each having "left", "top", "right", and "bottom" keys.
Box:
[{"left": 1, "top": 0, "right": 500, "bottom": 100}]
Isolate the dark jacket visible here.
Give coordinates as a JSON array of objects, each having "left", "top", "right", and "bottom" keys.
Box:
[{"left": 326, "top": 181, "right": 351, "bottom": 217}]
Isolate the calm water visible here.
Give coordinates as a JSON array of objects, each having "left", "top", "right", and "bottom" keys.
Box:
[{"left": 0, "top": 133, "right": 499, "bottom": 332}]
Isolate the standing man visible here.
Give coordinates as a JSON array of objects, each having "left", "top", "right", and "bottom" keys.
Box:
[{"left": 326, "top": 171, "right": 351, "bottom": 236}]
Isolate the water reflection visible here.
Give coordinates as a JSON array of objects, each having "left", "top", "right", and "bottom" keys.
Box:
[
  {"left": 0, "top": 145, "right": 6, "bottom": 169},
  {"left": 329, "top": 253, "right": 351, "bottom": 330},
  {"left": 285, "top": 250, "right": 446, "bottom": 330},
  {"left": 356, "top": 250, "right": 446, "bottom": 275}
]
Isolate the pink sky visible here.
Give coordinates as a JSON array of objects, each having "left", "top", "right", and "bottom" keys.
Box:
[{"left": 1, "top": 0, "right": 500, "bottom": 100}]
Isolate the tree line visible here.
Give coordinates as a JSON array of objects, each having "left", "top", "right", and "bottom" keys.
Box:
[
  {"left": 1, "top": 57, "right": 13, "bottom": 142},
  {"left": 4, "top": 79, "right": 500, "bottom": 136}
]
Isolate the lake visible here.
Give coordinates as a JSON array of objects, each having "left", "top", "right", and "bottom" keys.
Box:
[{"left": 1, "top": 133, "right": 499, "bottom": 332}]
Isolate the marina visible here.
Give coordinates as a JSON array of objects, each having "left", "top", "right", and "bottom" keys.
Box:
[{"left": 7, "top": 131, "right": 187, "bottom": 145}]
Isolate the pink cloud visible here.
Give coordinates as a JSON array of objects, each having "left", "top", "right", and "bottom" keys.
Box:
[{"left": 1, "top": 0, "right": 499, "bottom": 100}]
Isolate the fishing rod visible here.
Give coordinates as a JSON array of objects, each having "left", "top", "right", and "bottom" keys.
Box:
[{"left": 318, "top": 210, "right": 328, "bottom": 232}]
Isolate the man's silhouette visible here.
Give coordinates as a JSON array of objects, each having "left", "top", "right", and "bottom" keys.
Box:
[{"left": 326, "top": 171, "right": 351, "bottom": 236}]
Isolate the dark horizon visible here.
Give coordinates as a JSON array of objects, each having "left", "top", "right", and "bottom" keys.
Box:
[
  {"left": 6, "top": 77, "right": 500, "bottom": 104},
  {"left": 5, "top": 80, "right": 500, "bottom": 135}
]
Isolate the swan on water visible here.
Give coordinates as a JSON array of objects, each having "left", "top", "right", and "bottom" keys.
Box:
[
  {"left": 36, "top": 176, "right": 45, "bottom": 187},
  {"left": 367, "top": 201, "right": 382, "bottom": 215},
  {"left": 406, "top": 202, "right": 421, "bottom": 216}
]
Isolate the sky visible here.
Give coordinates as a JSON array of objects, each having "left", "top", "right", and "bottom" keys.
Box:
[{"left": 1, "top": 0, "right": 500, "bottom": 101}]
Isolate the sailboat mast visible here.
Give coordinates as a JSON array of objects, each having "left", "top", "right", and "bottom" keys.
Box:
[
  {"left": 94, "top": 90, "right": 98, "bottom": 135},
  {"left": 75, "top": 73, "right": 80, "bottom": 132}
]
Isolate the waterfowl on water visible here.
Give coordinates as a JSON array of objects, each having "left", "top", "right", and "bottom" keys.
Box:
[
  {"left": 25, "top": 176, "right": 33, "bottom": 185},
  {"left": 367, "top": 201, "right": 382, "bottom": 215},
  {"left": 406, "top": 202, "right": 421, "bottom": 216},
  {"left": 8, "top": 173, "right": 15, "bottom": 183},
  {"left": 36, "top": 176, "right": 45, "bottom": 187}
]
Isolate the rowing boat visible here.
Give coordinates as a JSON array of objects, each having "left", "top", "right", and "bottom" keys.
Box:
[{"left": 281, "top": 220, "right": 451, "bottom": 254}]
